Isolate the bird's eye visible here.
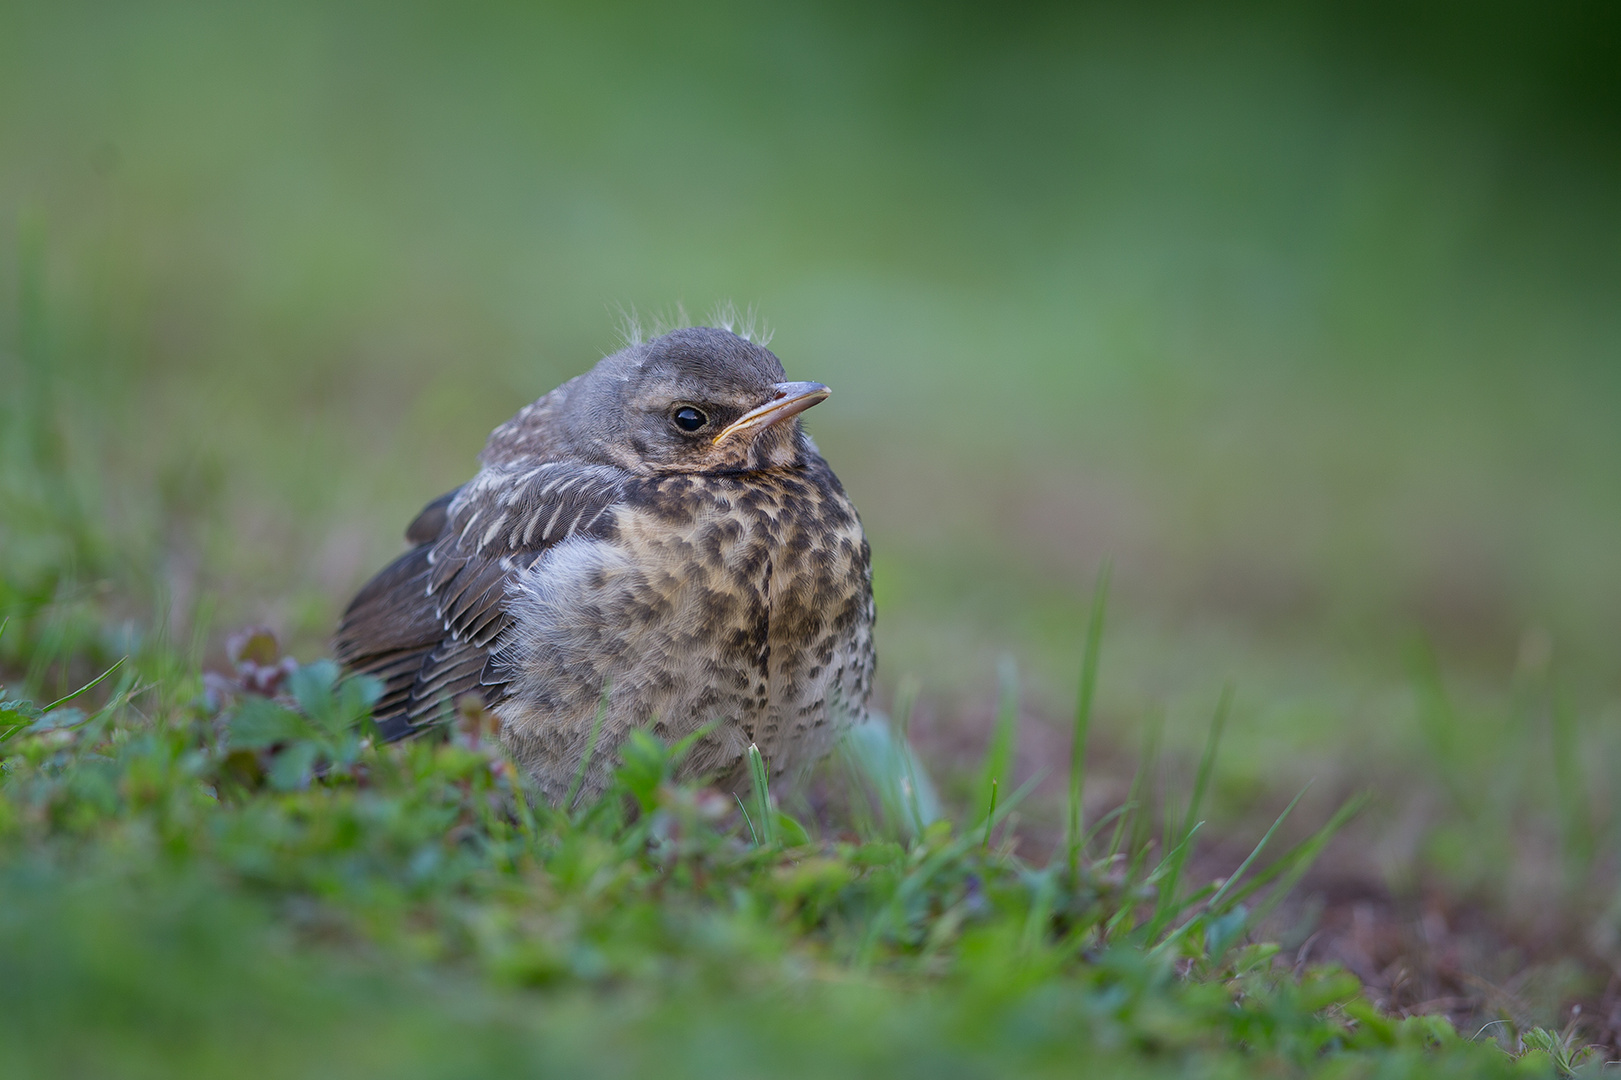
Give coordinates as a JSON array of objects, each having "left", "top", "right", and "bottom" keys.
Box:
[{"left": 672, "top": 406, "right": 707, "bottom": 433}]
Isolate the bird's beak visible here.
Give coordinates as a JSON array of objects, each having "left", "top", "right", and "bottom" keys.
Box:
[{"left": 713, "top": 381, "right": 830, "bottom": 444}]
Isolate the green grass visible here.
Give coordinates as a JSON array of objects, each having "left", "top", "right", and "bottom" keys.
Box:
[{"left": 1, "top": 609, "right": 1586, "bottom": 1078}]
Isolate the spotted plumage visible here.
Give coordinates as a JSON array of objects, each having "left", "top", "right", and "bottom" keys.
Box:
[{"left": 335, "top": 327, "right": 874, "bottom": 802}]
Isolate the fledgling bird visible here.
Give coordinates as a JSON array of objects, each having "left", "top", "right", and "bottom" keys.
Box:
[{"left": 334, "top": 326, "right": 875, "bottom": 803}]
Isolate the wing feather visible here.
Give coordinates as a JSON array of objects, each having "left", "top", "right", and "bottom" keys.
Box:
[{"left": 335, "top": 465, "right": 626, "bottom": 739}]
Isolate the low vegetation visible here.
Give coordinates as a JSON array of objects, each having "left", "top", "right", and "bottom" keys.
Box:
[{"left": 0, "top": 601, "right": 1598, "bottom": 1076}]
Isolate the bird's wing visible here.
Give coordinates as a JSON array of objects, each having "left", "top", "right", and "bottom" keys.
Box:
[
  {"left": 334, "top": 462, "right": 627, "bottom": 739},
  {"left": 404, "top": 487, "right": 458, "bottom": 545}
]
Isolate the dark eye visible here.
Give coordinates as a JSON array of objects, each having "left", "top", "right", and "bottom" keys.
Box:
[{"left": 672, "top": 406, "right": 707, "bottom": 432}]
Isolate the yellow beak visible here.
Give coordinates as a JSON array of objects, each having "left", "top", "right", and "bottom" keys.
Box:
[{"left": 712, "top": 381, "right": 831, "bottom": 444}]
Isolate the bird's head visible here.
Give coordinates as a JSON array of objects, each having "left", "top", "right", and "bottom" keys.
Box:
[{"left": 531, "top": 327, "right": 830, "bottom": 475}]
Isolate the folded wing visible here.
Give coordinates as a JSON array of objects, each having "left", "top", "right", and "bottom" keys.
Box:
[{"left": 334, "top": 463, "right": 626, "bottom": 739}]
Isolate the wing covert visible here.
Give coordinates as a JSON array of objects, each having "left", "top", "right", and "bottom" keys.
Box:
[{"left": 336, "top": 462, "right": 627, "bottom": 736}]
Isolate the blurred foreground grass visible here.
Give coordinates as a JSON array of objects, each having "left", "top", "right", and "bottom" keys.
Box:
[
  {"left": 0, "top": 610, "right": 1579, "bottom": 1077},
  {"left": 3, "top": 0, "right": 1621, "bottom": 1070}
]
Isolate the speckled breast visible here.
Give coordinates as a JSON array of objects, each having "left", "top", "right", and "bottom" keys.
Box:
[{"left": 495, "top": 457, "right": 874, "bottom": 802}]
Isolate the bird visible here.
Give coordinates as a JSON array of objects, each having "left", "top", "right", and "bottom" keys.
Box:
[{"left": 334, "top": 325, "right": 875, "bottom": 804}]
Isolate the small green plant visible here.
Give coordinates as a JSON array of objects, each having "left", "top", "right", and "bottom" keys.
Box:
[{"left": 744, "top": 741, "right": 775, "bottom": 846}]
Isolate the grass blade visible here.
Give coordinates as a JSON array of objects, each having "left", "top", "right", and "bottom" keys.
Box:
[
  {"left": 42, "top": 656, "right": 126, "bottom": 712},
  {"left": 980, "top": 770, "right": 1048, "bottom": 851},
  {"left": 1214, "top": 792, "right": 1367, "bottom": 915},
  {"left": 1206, "top": 783, "right": 1311, "bottom": 914},
  {"left": 748, "top": 742, "right": 776, "bottom": 847},
  {"left": 1110, "top": 710, "right": 1162, "bottom": 860},
  {"left": 974, "top": 657, "right": 1020, "bottom": 827},
  {"left": 1150, "top": 686, "right": 1233, "bottom": 933},
  {"left": 834, "top": 733, "right": 881, "bottom": 841},
  {"left": 734, "top": 792, "right": 759, "bottom": 846},
  {"left": 1181, "top": 684, "right": 1231, "bottom": 843},
  {"left": 1083, "top": 801, "right": 1137, "bottom": 852},
  {"left": 894, "top": 676, "right": 925, "bottom": 838},
  {"left": 1067, "top": 561, "right": 1110, "bottom": 872}
]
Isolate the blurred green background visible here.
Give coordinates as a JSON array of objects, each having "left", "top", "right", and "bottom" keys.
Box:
[{"left": 3, "top": 0, "right": 1619, "bottom": 906}]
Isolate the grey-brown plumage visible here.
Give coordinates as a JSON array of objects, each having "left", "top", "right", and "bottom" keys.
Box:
[{"left": 335, "top": 327, "right": 874, "bottom": 802}]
